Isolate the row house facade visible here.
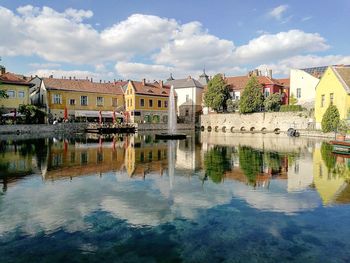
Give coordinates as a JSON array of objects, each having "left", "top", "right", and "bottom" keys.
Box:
[
  {"left": 0, "top": 70, "right": 33, "bottom": 113},
  {"left": 124, "top": 79, "right": 172, "bottom": 123},
  {"left": 30, "top": 76, "right": 126, "bottom": 122},
  {"left": 225, "top": 71, "right": 290, "bottom": 105}
]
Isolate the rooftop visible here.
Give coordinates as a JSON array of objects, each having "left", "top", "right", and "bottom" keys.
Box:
[
  {"left": 225, "top": 75, "right": 283, "bottom": 91},
  {"left": 130, "top": 80, "right": 171, "bottom": 97},
  {"left": 333, "top": 66, "right": 350, "bottom": 93},
  {"left": 165, "top": 77, "right": 204, "bottom": 89},
  {"left": 0, "top": 72, "right": 32, "bottom": 86},
  {"left": 43, "top": 78, "right": 126, "bottom": 95}
]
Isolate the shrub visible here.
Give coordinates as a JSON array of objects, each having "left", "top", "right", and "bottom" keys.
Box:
[
  {"left": 226, "top": 99, "right": 239, "bottom": 113},
  {"left": 264, "top": 93, "right": 282, "bottom": 112},
  {"left": 279, "top": 105, "right": 303, "bottom": 112},
  {"left": 321, "top": 105, "right": 340, "bottom": 133}
]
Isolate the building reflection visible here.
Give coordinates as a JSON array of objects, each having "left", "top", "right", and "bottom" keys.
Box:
[{"left": 2, "top": 133, "right": 350, "bottom": 207}]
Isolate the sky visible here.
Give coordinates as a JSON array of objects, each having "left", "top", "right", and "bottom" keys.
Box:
[{"left": 0, "top": 0, "right": 349, "bottom": 81}]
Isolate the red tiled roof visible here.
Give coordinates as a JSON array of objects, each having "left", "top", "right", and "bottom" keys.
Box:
[
  {"left": 0, "top": 72, "right": 32, "bottom": 86},
  {"left": 43, "top": 78, "right": 126, "bottom": 95},
  {"left": 276, "top": 78, "right": 290, "bottom": 87},
  {"left": 130, "top": 81, "right": 172, "bottom": 97},
  {"left": 225, "top": 76, "right": 283, "bottom": 91}
]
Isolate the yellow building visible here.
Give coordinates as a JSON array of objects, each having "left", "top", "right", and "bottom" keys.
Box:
[
  {"left": 124, "top": 135, "right": 168, "bottom": 177},
  {"left": 315, "top": 66, "right": 350, "bottom": 129},
  {"left": 312, "top": 143, "right": 350, "bottom": 205},
  {"left": 0, "top": 72, "right": 32, "bottom": 113},
  {"left": 33, "top": 76, "right": 126, "bottom": 121},
  {"left": 124, "top": 79, "right": 172, "bottom": 123}
]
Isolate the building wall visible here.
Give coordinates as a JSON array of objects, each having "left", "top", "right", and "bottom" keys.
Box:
[
  {"left": 0, "top": 84, "right": 30, "bottom": 110},
  {"left": 200, "top": 112, "right": 310, "bottom": 132},
  {"left": 46, "top": 89, "right": 123, "bottom": 118},
  {"left": 124, "top": 82, "right": 169, "bottom": 123},
  {"left": 290, "top": 69, "right": 319, "bottom": 107},
  {"left": 315, "top": 67, "right": 349, "bottom": 128}
]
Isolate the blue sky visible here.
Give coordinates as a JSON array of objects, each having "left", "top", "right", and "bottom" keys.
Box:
[{"left": 0, "top": 0, "right": 349, "bottom": 80}]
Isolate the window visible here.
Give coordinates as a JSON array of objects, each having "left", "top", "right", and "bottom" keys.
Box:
[
  {"left": 140, "top": 98, "right": 145, "bottom": 107},
  {"left": 330, "top": 93, "right": 334, "bottom": 105},
  {"left": 185, "top": 109, "right": 189, "bottom": 116},
  {"left": 134, "top": 111, "right": 141, "bottom": 116},
  {"left": 81, "top": 96, "right": 88, "bottom": 106},
  {"left": 296, "top": 88, "right": 301, "bottom": 98},
  {"left": 264, "top": 89, "right": 270, "bottom": 98},
  {"left": 81, "top": 152, "right": 88, "bottom": 164},
  {"left": 127, "top": 100, "right": 129, "bottom": 107},
  {"left": 96, "top": 96, "right": 104, "bottom": 106},
  {"left": 158, "top": 100, "right": 162, "bottom": 108},
  {"left": 164, "top": 101, "right": 168, "bottom": 108},
  {"left": 53, "top": 94, "right": 62, "bottom": 104},
  {"left": 130, "top": 99, "right": 132, "bottom": 107},
  {"left": 186, "top": 94, "right": 190, "bottom": 102},
  {"left": 321, "top": 94, "right": 325, "bottom": 107},
  {"left": 18, "top": 91, "right": 25, "bottom": 98},
  {"left": 6, "top": 90, "right": 15, "bottom": 98},
  {"left": 149, "top": 99, "right": 153, "bottom": 107},
  {"left": 112, "top": 98, "right": 118, "bottom": 107},
  {"left": 69, "top": 99, "right": 75, "bottom": 105}
]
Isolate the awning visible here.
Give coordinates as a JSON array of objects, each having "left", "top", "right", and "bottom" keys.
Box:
[
  {"left": 74, "top": 110, "right": 124, "bottom": 118},
  {"left": 2, "top": 112, "right": 25, "bottom": 117}
]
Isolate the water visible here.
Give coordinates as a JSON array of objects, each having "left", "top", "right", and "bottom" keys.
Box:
[
  {"left": 168, "top": 85, "right": 176, "bottom": 134},
  {"left": 1, "top": 133, "right": 350, "bottom": 262}
]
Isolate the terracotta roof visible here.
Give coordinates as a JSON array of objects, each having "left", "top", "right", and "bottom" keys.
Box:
[
  {"left": 225, "top": 75, "right": 282, "bottom": 91},
  {"left": 333, "top": 66, "right": 350, "bottom": 93},
  {"left": 276, "top": 78, "right": 290, "bottom": 87},
  {"left": 0, "top": 72, "right": 32, "bottom": 86},
  {"left": 43, "top": 78, "right": 126, "bottom": 95},
  {"left": 130, "top": 80, "right": 172, "bottom": 97}
]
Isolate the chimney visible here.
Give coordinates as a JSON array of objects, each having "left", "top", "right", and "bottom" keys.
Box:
[
  {"left": 254, "top": 69, "right": 259, "bottom": 76},
  {"left": 0, "top": 66, "right": 5, "bottom": 75},
  {"left": 187, "top": 75, "right": 192, "bottom": 80},
  {"left": 268, "top": 69, "right": 273, "bottom": 79},
  {"left": 69, "top": 76, "right": 72, "bottom": 80},
  {"left": 259, "top": 70, "right": 262, "bottom": 76},
  {"left": 100, "top": 79, "right": 102, "bottom": 83},
  {"left": 91, "top": 78, "right": 93, "bottom": 82},
  {"left": 49, "top": 75, "right": 53, "bottom": 79},
  {"left": 159, "top": 80, "right": 163, "bottom": 88},
  {"left": 73, "top": 76, "right": 76, "bottom": 80},
  {"left": 142, "top": 78, "right": 146, "bottom": 85}
]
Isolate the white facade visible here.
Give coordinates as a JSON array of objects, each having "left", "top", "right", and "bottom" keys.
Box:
[{"left": 290, "top": 69, "right": 320, "bottom": 109}]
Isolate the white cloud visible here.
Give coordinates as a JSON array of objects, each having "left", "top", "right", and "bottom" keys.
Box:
[
  {"left": 29, "top": 62, "right": 61, "bottom": 69},
  {"left": 234, "top": 30, "right": 329, "bottom": 63},
  {"left": 301, "top": 16, "right": 312, "bottom": 22},
  {"left": 0, "top": 5, "right": 348, "bottom": 80},
  {"left": 268, "top": 5, "right": 288, "bottom": 20},
  {"left": 257, "top": 55, "right": 350, "bottom": 75},
  {"left": 154, "top": 21, "right": 236, "bottom": 71},
  {"left": 115, "top": 62, "right": 173, "bottom": 80}
]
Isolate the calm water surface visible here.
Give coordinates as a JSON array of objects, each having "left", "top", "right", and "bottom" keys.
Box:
[{"left": 1, "top": 132, "right": 350, "bottom": 262}]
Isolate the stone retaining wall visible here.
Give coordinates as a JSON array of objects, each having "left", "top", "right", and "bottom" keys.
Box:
[
  {"left": 0, "top": 123, "right": 88, "bottom": 135},
  {"left": 200, "top": 112, "right": 311, "bottom": 132},
  {"left": 136, "top": 123, "right": 194, "bottom": 131}
]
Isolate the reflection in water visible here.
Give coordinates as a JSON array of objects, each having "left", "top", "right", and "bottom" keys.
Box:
[{"left": 1, "top": 134, "right": 350, "bottom": 262}]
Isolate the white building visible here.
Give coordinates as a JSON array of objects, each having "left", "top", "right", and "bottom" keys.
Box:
[
  {"left": 290, "top": 67, "right": 327, "bottom": 109},
  {"left": 165, "top": 73, "right": 206, "bottom": 123}
]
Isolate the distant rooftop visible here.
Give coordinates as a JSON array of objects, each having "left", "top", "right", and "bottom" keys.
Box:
[{"left": 301, "top": 65, "right": 350, "bottom": 79}]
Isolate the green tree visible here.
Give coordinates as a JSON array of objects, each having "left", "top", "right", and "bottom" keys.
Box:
[
  {"left": 226, "top": 99, "right": 239, "bottom": 113},
  {"left": 18, "top": 104, "right": 46, "bottom": 124},
  {"left": 289, "top": 93, "right": 298, "bottom": 105},
  {"left": 0, "top": 90, "right": 8, "bottom": 99},
  {"left": 321, "top": 105, "right": 340, "bottom": 132},
  {"left": 204, "top": 146, "right": 231, "bottom": 183},
  {"left": 203, "top": 74, "right": 230, "bottom": 112},
  {"left": 239, "top": 76, "right": 264, "bottom": 113},
  {"left": 239, "top": 146, "right": 263, "bottom": 185},
  {"left": 264, "top": 93, "right": 282, "bottom": 112}
]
